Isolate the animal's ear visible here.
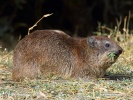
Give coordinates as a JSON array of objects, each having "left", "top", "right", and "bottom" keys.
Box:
[{"left": 87, "top": 36, "right": 97, "bottom": 47}]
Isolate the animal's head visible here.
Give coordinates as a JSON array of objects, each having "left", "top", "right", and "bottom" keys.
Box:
[{"left": 87, "top": 36, "right": 123, "bottom": 68}]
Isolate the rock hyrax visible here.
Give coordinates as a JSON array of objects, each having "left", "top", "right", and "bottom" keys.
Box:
[{"left": 12, "top": 30, "right": 122, "bottom": 81}]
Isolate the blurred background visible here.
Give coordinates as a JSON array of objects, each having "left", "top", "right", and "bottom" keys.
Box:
[{"left": 0, "top": 0, "right": 133, "bottom": 51}]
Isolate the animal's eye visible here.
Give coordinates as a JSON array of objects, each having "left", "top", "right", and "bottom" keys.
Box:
[{"left": 105, "top": 43, "right": 110, "bottom": 47}]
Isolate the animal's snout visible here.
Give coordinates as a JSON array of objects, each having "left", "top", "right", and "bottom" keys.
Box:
[{"left": 114, "top": 48, "right": 123, "bottom": 56}]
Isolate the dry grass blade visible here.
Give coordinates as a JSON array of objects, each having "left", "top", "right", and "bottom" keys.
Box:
[{"left": 28, "top": 13, "right": 53, "bottom": 35}]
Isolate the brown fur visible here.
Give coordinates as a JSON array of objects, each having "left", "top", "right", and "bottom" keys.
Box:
[{"left": 12, "top": 30, "right": 122, "bottom": 81}]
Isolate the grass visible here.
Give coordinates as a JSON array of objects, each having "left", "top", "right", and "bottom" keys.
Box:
[{"left": 0, "top": 35, "right": 133, "bottom": 100}]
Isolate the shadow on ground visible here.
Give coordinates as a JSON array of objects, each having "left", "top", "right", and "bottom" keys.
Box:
[{"left": 104, "top": 74, "right": 133, "bottom": 80}]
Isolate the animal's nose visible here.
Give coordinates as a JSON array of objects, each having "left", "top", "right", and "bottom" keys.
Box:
[
  {"left": 118, "top": 49, "right": 122, "bottom": 54},
  {"left": 114, "top": 48, "right": 123, "bottom": 56}
]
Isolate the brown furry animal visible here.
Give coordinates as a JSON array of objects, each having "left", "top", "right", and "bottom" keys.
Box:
[{"left": 12, "top": 30, "right": 122, "bottom": 81}]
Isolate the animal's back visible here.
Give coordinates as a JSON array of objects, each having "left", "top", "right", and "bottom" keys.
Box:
[{"left": 12, "top": 30, "right": 76, "bottom": 81}]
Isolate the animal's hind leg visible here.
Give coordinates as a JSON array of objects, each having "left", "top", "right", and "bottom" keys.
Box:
[{"left": 12, "top": 62, "right": 40, "bottom": 81}]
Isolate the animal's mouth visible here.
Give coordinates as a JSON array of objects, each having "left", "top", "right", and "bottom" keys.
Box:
[
  {"left": 108, "top": 50, "right": 122, "bottom": 63},
  {"left": 98, "top": 49, "right": 123, "bottom": 68}
]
